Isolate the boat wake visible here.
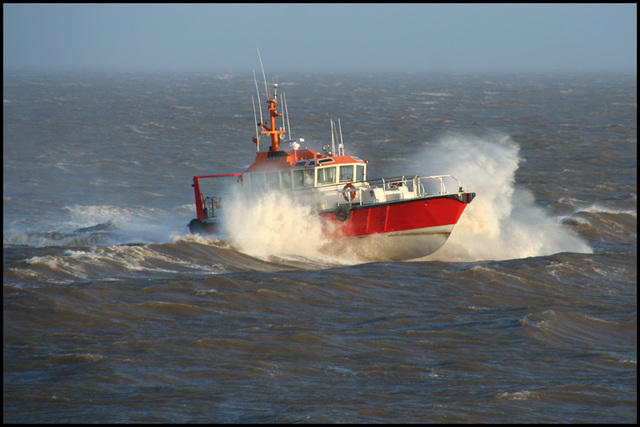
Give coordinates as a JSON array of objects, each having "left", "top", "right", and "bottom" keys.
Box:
[{"left": 413, "top": 132, "right": 593, "bottom": 262}]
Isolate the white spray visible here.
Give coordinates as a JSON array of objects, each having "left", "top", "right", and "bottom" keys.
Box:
[
  {"left": 414, "top": 132, "right": 592, "bottom": 262},
  {"left": 217, "top": 132, "right": 592, "bottom": 264},
  {"left": 219, "top": 190, "right": 356, "bottom": 265}
]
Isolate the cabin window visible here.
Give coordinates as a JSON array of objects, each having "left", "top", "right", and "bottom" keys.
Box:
[
  {"left": 250, "top": 173, "right": 265, "bottom": 191},
  {"left": 280, "top": 170, "right": 292, "bottom": 188},
  {"left": 339, "top": 165, "right": 354, "bottom": 183},
  {"left": 356, "top": 165, "right": 365, "bottom": 182},
  {"left": 293, "top": 169, "right": 314, "bottom": 187},
  {"left": 317, "top": 166, "right": 336, "bottom": 185},
  {"left": 265, "top": 171, "right": 280, "bottom": 188},
  {"left": 318, "top": 158, "right": 335, "bottom": 165}
]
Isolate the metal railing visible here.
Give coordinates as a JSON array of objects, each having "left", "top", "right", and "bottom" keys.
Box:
[
  {"left": 334, "top": 174, "right": 462, "bottom": 207},
  {"left": 194, "top": 173, "right": 464, "bottom": 215}
]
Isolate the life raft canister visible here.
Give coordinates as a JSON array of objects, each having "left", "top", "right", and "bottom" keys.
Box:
[{"left": 342, "top": 183, "right": 357, "bottom": 201}]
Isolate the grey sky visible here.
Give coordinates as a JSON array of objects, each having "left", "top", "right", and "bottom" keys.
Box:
[{"left": 3, "top": 3, "right": 637, "bottom": 72}]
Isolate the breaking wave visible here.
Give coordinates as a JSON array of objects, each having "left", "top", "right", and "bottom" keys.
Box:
[
  {"left": 4, "top": 132, "right": 594, "bottom": 265},
  {"left": 414, "top": 132, "right": 593, "bottom": 262},
  {"left": 208, "top": 132, "right": 592, "bottom": 264}
]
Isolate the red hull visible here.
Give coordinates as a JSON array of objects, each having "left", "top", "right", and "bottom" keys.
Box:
[
  {"left": 322, "top": 195, "right": 471, "bottom": 238},
  {"left": 188, "top": 193, "right": 473, "bottom": 261}
]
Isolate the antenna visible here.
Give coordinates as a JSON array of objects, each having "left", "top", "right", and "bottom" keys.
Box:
[
  {"left": 257, "top": 48, "right": 268, "bottom": 99},
  {"left": 283, "top": 93, "right": 292, "bottom": 139},
  {"left": 330, "top": 119, "right": 336, "bottom": 155},
  {"left": 252, "top": 70, "right": 264, "bottom": 128},
  {"left": 338, "top": 118, "right": 345, "bottom": 155},
  {"left": 252, "top": 95, "right": 260, "bottom": 152}
]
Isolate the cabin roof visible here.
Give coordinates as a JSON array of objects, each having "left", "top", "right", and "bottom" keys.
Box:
[{"left": 244, "top": 149, "right": 366, "bottom": 173}]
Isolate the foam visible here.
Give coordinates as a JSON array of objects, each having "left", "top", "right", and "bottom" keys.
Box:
[
  {"left": 3, "top": 203, "right": 192, "bottom": 248},
  {"left": 574, "top": 203, "right": 637, "bottom": 217},
  {"left": 220, "top": 190, "right": 356, "bottom": 265},
  {"left": 4, "top": 132, "right": 594, "bottom": 265},
  {"left": 414, "top": 132, "right": 593, "bottom": 262},
  {"left": 215, "top": 132, "right": 593, "bottom": 264}
]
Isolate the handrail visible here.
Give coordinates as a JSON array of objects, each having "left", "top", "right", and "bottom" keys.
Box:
[
  {"left": 193, "top": 172, "right": 465, "bottom": 216},
  {"left": 331, "top": 174, "right": 464, "bottom": 208},
  {"left": 365, "top": 174, "right": 461, "bottom": 196},
  {"left": 194, "top": 173, "right": 244, "bottom": 181},
  {"left": 192, "top": 174, "right": 244, "bottom": 220}
]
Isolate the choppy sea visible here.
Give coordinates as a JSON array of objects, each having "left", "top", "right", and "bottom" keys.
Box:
[{"left": 3, "top": 69, "right": 636, "bottom": 423}]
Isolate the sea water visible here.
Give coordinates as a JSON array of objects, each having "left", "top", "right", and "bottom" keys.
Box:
[{"left": 4, "top": 70, "right": 636, "bottom": 423}]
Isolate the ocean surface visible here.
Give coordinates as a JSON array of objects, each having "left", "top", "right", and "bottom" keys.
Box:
[{"left": 3, "top": 69, "right": 636, "bottom": 423}]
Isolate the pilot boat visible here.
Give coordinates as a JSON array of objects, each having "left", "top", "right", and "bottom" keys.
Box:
[{"left": 188, "top": 71, "right": 475, "bottom": 261}]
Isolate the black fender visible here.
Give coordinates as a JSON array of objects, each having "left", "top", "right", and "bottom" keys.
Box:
[
  {"left": 188, "top": 218, "right": 205, "bottom": 234},
  {"left": 335, "top": 207, "right": 351, "bottom": 222}
]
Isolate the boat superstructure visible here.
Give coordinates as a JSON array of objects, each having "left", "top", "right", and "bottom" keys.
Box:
[{"left": 188, "top": 67, "right": 475, "bottom": 260}]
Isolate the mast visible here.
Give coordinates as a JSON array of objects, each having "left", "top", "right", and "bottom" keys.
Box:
[{"left": 260, "top": 83, "right": 286, "bottom": 151}]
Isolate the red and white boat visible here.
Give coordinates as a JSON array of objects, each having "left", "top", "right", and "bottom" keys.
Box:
[{"left": 188, "top": 71, "right": 475, "bottom": 261}]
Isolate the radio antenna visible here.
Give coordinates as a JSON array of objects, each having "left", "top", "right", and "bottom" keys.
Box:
[
  {"left": 252, "top": 70, "right": 264, "bottom": 128},
  {"left": 338, "top": 118, "right": 345, "bottom": 155},
  {"left": 257, "top": 48, "right": 268, "bottom": 99},
  {"left": 330, "top": 119, "right": 336, "bottom": 155},
  {"left": 283, "top": 93, "right": 292, "bottom": 139},
  {"left": 252, "top": 95, "right": 260, "bottom": 151}
]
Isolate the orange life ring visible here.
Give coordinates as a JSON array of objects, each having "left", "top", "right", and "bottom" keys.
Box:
[{"left": 342, "top": 183, "right": 356, "bottom": 201}]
